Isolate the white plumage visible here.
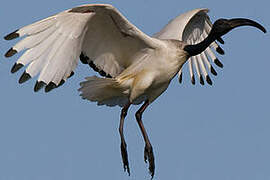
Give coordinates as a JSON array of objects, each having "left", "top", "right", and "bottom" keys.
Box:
[
  {"left": 5, "top": 4, "right": 223, "bottom": 95},
  {"left": 4, "top": 3, "right": 266, "bottom": 178}
]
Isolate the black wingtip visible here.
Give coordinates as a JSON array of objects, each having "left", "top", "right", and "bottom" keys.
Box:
[
  {"left": 217, "top": 37, "right": 225, "bottom": 44},
  {"left": 5, "top": 48, "right": 17, "bottom": 57},
  {"left": 34, "top": 81, "right": 46, "bottom": 92},
  {"left": 210, "top": 66, "right": 218, "bottom": 76},
  {"left": 45, "top": 82, "right": 57, "bottom": 93},
  {"left": 11, "top": 63, "right": 24, "bottom": 73},
  {"left": 89, "top": 61, "right": 99, "bottom": 72},
  {"left": 19, "top": 71, "right": 31, "bottom": 84},
  {"left": 68, "top": 71, "right": 74, "bottom": 78},
  {"left": 200, "top": 76, "right": 204, "bottom": 85},
  {"left": 191, "top": 75, "right": 195, "bottom": 85},
  {"left": 216, "top": 47, "right": 225, "bottom": 55},
  {"left": 206, "top": 75, "right": 213, "bottom": 85},
  {"left": 106, "top": 74, "right": 112, "bottom": 78},
  {"left": 178, "top": 73, "right": 182, "bottom": 83},
  {"left": 98, "top": 70, "right": 107, "bottom": 77},
  {"left": 214, "top": 59, "right": 224, "bottom": 68},
  {"left": 4, "top": 29, "right": 19, "bottom": 40},
  {"left": 57, "top": 79, "right": 65, "bottom": 87},
  {"left": 79, "top": 52, "right": 89, "bottom": 64}
]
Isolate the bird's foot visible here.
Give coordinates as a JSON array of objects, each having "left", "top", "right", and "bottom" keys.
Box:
[
  {"left": 120, "top": 141, "right": 130, "bottom": 176},
  {"left": 144, "top": 144, "right": 155, "bottom": 178}
]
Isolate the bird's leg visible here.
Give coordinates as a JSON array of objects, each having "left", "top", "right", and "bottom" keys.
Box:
[
  {"left": 119, "top": 102, "right": 131, "bottom": 175},
  {"left": 135, "top": 100, "right": 155, "bottom": 178}
]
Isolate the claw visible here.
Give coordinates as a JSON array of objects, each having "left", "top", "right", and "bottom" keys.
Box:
[
  {"left": 120, "top": 142, "right": 130, "bottom": 176},
  {"left": 144, "top": 145, "right": 155, "bottom": 178},
  {"left": 144, "top": 148, "right": 148, "bottom": 163}
]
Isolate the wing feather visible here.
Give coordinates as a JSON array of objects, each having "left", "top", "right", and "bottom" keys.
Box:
[
  {"left": 17, "top": 26, "right": 58, "bottom": 67},
  {"left": 193, "top": 56, "right": 202, "bottom": 84},
  {"left": 198, "top": 54, "right": 208, "bottom": 80},
  {"left": 188, "top": 59, "right": 195, "bottom": 84},
  {"left": 4, "top": 4, "right": 159, "bottom": 92},
  {"left": 154, "top": 8, "right": 225, "bottom": 85},
  {"left": 13, "top": 24, "right": 56, "bottom": 53},
  {"left": 16, "top": 13, "right": 60, "bottom": 37},
  {"left": 201, "top": 52, "right": 211, "bottom": 71}
]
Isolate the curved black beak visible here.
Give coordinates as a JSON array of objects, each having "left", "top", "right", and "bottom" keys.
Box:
[
  {"left": 228, "top": 18, "right": 266, "bottom": 33},
  {"left": 184, "top": 17, "right": 266, "bottom": 57}
]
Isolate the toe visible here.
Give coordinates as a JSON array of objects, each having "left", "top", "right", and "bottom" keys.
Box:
[
  {"left": 120, "top": 142, "right": 130, "bottom": 175},
  {"left": 144, "top": 145, "right": 155, "bottom": 178}
]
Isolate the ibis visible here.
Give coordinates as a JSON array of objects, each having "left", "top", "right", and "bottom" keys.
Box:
[{"left": 3, "top": 4, "right": 266, "bottom": 178}]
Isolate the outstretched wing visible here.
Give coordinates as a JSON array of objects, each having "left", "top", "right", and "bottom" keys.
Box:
[
  {"left": 4, "top": 4, "right": 159, "bottom": 92},
  {"left": 154, "top": 8, "right": 225, "bottom": 85}
]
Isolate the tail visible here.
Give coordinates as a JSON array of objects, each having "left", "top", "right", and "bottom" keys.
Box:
[{"left": 78, "top": 76, "right": 128, "bottom": 107}]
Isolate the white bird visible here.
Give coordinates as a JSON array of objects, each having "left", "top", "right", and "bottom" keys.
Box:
[{"left": 4, "top": 4, "right": 266, "bottom": 178}]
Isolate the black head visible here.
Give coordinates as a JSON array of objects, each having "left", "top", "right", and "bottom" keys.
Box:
[
  {"left": 183, "top": 17, "right": 266, "bottom": 57},
  {"left": 211, "top": 18, "right": 266, "bottom": 37}
]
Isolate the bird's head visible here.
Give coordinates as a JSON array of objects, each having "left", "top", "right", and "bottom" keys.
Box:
[
  {"left": 183, "top": 17, "right": 266, "bottom": 57},
  {"left": 211, "top": 18, "right": 266, "bottom": 38}
]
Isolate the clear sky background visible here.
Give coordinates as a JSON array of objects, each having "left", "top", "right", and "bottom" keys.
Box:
[{"left": 0, "top": 0, "right": 269, "bottom": 180}]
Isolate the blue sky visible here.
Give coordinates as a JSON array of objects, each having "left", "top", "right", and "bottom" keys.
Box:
[{"left": 0, "top": 0, "right": 269, "bottom": 180}]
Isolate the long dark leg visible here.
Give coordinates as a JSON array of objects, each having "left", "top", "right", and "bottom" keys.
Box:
[
  {"left": 119, "top": 102, "right": 131, "bottom": 175},
  {"left": 135, "top": 100, "right": 155, "bottom": 178}
]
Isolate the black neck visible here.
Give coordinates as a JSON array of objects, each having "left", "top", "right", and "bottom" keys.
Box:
[{"left": 184, "top": 32, "right": 216, "bottom": 57}]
